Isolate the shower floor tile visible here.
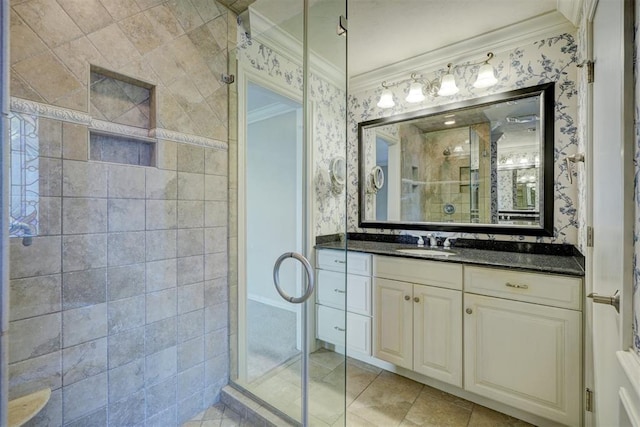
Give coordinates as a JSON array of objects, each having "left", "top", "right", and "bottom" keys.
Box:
[{"left": 185, "top": 350, "right": 536, "bottom": 427}]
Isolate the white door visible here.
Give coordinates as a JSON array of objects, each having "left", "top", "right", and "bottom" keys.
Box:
[{"left": 590, "top": 0, "right": 637, "bottom": 425}]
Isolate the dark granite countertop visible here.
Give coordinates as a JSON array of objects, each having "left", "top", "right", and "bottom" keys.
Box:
[{"left": 315, "top": 238, "right": 585, "bottom": 277}]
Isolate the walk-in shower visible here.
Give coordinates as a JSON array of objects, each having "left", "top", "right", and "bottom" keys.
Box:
[{"left": 228, "top": 0, "right": 348, "bottom": 425}]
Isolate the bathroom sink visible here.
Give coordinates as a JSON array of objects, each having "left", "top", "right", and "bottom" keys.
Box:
[{"left": 396, "top": 248, "right": 455, "bottom": 256}]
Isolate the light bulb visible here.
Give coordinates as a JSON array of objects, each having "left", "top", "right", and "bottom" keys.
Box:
[
  {"left": 473, "top": 63, "right": 498, "bottom": 88},
  {"left": 377, "top": 90, "right": 395, "bottom": 109},
  {"left": 405, "top": 82, "right": 425, "bottom": 103},
  {"left": 438, "top": 74, "right": 459, "bottom": 96}
]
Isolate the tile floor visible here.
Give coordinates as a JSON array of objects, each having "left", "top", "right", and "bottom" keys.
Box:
[{"left": 185, "top": 349, "right": 535, "bottom": 427}]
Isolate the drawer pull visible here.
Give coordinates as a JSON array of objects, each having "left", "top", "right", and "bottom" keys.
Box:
[
  {"left": 334, "top": 326, "right": 345, "bottom": 332},
  {"left": 334, "top": 260, "right": 346, "bottom": 264},
  {"left": 333, "top": 288, "right": 346, "bottom": 294},
  {"left": 404, "top": 295, "right": 411, "bottom": 301},
  {"left": 505, "top": 282, "right": 529, "bottom": 290},
  {"left": 414, "top": 297, "right": 420, "bottom": 303}
]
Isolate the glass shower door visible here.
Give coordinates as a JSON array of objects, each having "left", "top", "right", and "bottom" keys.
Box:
[{"left": 229, "top": 0, "right": 347, "bottom": 425}]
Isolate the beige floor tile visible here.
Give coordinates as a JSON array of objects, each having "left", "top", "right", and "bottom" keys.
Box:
[
  {"left": 311, "top": 348, "right": 347, "bottom": 371},
  {"left": 351, "top": 371, "right": 423, "bottom": 409},
  {"left": 401, "top": 391, "right": 472, "bottom": 426},
  {"left": 350, "top": 402, "right": 414, "bottom": 426},
  {"left": 301, "top": 381, "right": 346, "bottom": 426},
  {"left": 419, "top": 385, "right": 474, "bottom": 411},
  {"left": 467, "top": 405, "right": 535, "bottom": 427},
  {"left": 346, "top": 363, "right": 380, "bottom": 404}
]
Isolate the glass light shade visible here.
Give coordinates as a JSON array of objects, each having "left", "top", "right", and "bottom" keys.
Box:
[
  {"left": 377, "top": 90, "right": 395, "bottom": 109},
  {"left": 437, "top": 74, "right": 459, "bottom": 96},
  {"left": 473, "top": 63, "right": 498, "bottom": 88},
  {"left": 405, "top": 82, "right": 425, "bottom": 103}
]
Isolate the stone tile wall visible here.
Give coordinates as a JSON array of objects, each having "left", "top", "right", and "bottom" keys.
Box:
[{"left": 8, "top": 0, "right": 234, "bottom": 425}]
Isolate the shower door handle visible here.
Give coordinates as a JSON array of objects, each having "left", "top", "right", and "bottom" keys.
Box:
[{"left": 273, "top": 252, "right": 315, "bottom": 304}]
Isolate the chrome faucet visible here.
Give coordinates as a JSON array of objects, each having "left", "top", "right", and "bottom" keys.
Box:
[
  {"left": 426, "top": 233, "right": 438, "bottom": 247},
  {"left": 10, "top": 219, "right": 35, "bottom": 246}
]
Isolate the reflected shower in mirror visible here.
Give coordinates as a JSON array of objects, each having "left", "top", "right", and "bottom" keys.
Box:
[{"left": 359, "top": 83, "right": 554, "bottom": 236}]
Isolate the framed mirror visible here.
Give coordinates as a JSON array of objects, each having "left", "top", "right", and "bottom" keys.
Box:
[{"left": 358, "top": 82, "right": 554, "bottom": 236}]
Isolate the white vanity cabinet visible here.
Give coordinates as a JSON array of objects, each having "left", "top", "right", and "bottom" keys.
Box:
[
  {"left": 373, "top": 256, "right": 463, "bottom": 387},
  {"left": 315, "top": 249, "right": 372, "bottom": 356},
  {"left": 463, "top": 266, "right": 582, "bottom": 426}
]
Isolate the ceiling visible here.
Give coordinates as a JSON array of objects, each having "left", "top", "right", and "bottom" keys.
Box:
[{"left": 245, "top": 0, "right": 575, "bottom": 78}]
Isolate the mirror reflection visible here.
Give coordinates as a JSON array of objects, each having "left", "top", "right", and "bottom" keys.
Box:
[{"left": 360, "top": 83, "right": 553, "bottom": 233}]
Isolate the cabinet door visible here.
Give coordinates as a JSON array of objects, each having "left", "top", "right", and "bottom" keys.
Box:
[
  {"left": 413, "top": 285, "right": 462, "bottom": 387},
  {"left": 464, "top": 294, "right": 581, "bottom": 426},
  {"left": 373, "top": 278, "right": 412, "bottom": 369}
]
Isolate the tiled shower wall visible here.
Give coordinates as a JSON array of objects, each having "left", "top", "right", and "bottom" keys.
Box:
[{"left": 7, "top": 0, "right": 234, "bottom": 425}]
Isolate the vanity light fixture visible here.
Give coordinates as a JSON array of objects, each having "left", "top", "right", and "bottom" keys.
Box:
[
  {"left": 375, "top": 52, "right": 499, "bottom": 109},
  {"left": 377, "top": 83, "right": 395, "bottom": 109},
  {"left": 473, "top": 52, "right": 498, "bottom": 88},
  {"left": 406, "top": 80, "right": 426, "bottom": 103},
  {"left": 437, "top": 64, "right": 459, "bottom": 96}
]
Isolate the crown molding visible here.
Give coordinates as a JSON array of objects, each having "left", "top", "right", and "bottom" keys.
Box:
[
  {"left": 246, "top": 7, "right": 345, "bottom": 90},
  {"left": 10, "top": 97, "right": 227, "bottom": 150},
  {"left": 557, "top": 0, "right": 583, "bottom": 26},
  {"left": 350, "top": 11, "right": 576, "bottom": 93}
]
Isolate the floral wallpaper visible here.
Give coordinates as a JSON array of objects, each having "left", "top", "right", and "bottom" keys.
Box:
[
  {"left": 347, "top": 32, "right": 579, "bottom": 244},
  {"left": 235, "top": 33, "right": 347, "bottom": 237}
]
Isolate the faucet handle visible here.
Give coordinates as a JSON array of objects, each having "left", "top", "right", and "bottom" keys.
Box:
[
  {"left": 443, "top": 238, "right": 451, "bottom": 248},
  {"left": 416, "top": 235, "right": 424, "bottom": 246},
  {"left": 426, "top": 233, "right": 438, "bottom": 247}
]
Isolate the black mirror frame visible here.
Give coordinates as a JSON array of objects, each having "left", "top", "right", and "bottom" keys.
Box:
[{"left": 357, "top": 82, "right": 555, "bottom": 237}]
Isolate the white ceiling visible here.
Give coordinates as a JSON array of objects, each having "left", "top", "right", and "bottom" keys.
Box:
[{"left": 247, "top": 0, "right": 574, "bottom": 78}]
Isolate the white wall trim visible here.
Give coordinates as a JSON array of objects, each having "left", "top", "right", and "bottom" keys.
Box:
[
  {"left": 246, "top": 7, "right": 344, "bottom": 89},
  {"left": 10, "top": 97, "right": 228, "bottom": 150},
  {"left": 557, "top": 0, "right": 584, "bottom": 26},
  {"left": 350, "top": 11, "right": 576, "bottom": 93},
  {"left": 247, "top": 103, "right": 299, "bottom": 124}
]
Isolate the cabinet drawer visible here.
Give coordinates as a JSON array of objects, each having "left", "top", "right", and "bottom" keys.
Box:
[
  {"left": 464, "top": 266, "right": 582, "bottom": 310},
  {"left": 374, "top": 255, "right": 462, "bottom": 290},
  {"left": 317, "top": 249, "right": 372, "bottom": 275},
  {"left": 316, "top": 305, "right": 371, "bottom": 355},
  {"left": 316, "top": 270, "right": 372, "bottom": 315},
  {"left": 317, "top": 305, "right": 345, "bottom": 345}
]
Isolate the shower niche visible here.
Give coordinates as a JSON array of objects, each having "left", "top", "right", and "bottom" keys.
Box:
[{"left": 88, "top": 67, "right": 156, "bottom": 167}]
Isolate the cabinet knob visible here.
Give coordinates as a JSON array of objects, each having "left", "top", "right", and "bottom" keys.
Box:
[
  {"left": 404, "top": 295, "right": 410, "bottom": 301},
  {"left": 414, "top": 297, "right": 420, "bottom": 303},
  {"left": 466, "top": 308, "right": 473, "bottom": 314}
]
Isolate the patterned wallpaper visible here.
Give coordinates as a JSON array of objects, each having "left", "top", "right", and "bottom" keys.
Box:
[{"left": 348, "top": 32, "right": 579, "bottom": 245}]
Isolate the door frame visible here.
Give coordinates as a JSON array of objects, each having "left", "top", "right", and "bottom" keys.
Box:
[
  {"left": 585, "top": 0, "right": 638, "bottom": 424},
  {"left": 236, "top": 62, "right": 314, "bottom": 381}
]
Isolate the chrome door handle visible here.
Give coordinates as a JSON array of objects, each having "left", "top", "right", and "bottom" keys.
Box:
[
  {"left": 273, "top": 252, "right": 315, "bottom": 304},
  {"left": 588, "top": 290, "right": 620, "bottom": 313}
]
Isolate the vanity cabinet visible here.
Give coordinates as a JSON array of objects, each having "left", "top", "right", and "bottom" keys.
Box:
[
  {"left": 373, "top": 256, "right": 463, "bottom": 387},
  {"left": 463, "top": 266, "right": 582, "bottom": 426},
  {"left": 315, "top": 249, "right": 372, "bottom": 356}
]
